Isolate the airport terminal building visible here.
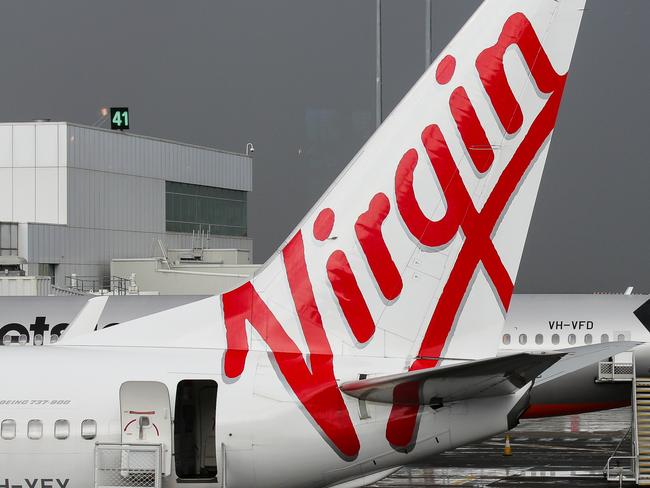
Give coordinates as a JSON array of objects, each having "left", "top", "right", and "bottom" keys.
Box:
[{"left": 0, "top": 121, "right": 252, "bottom": 287}]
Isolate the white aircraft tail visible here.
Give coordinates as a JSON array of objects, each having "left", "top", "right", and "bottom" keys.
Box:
[
  {"left": 65, "top": 0, "right": 586, "bottom": 458},
  {"left": 222, "top": 0, "right": 586, "bottom": 370}
]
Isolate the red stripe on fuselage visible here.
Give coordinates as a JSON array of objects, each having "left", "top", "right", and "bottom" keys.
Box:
[{"left": 523, "top": 400, "right": 630, "bottom": 418}]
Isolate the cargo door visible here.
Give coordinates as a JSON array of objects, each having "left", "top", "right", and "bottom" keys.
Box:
[{"left": 120, "top": 381, "right": 172, "bottom": 476}]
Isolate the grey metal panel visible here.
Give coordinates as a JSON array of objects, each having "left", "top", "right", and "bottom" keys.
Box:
[
  {"left": 67, "top": 167, "right": 165, "bottom": 233},
  {"left": 67, "top": 124, "right": 252, "bottom": 191}
]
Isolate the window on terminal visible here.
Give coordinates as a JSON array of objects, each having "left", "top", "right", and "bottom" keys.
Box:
[{"left": 165, "top": 181, "right": 248, "bottom": 237}]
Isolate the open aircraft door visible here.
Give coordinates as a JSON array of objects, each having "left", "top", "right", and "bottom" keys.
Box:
[{"left": 120, "top": 381, "right": 173, "bottom": 476}]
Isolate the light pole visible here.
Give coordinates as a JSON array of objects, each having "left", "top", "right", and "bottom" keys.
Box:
[
  {"left": 245, "top": 142, "right": 255, "bottom": 156},
  {"left": 425, "top": 0, "right": 432, "bottom": 69},
  {"left": 375, "top": 0, "right": 382, "bottom": 129}
]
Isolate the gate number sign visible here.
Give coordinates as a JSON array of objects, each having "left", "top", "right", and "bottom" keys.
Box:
[{"left": 110, "top": 107, "right": 130, "bottom": 130}]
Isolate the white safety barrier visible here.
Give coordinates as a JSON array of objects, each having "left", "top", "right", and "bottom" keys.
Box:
[
  {"left": 597, "top": 361, "right": 634, "bottom": 382},
  {"left": 95, "top": 443, "right": 162, "bottom": 488}
]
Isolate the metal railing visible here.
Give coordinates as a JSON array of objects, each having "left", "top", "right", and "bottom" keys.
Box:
[
  {"left": 597, "top": 361, "right": 634, "bottom": 382},
  {"left": 633, "top": 359, "right": 640, "bottom": 483},
  {"left": 64, "top": 275, "right": 131, "bottom": 295},
  {"left": 605, "top": 426, "right": 636, "bottom": 482},
  {"left": 95, "top": 443, "right": 162, "bottom": 488},
  {"left": 65, "top": 275, "right": 105, "bottom": 294},
  {"left": 605, "top": 455, "right": 636, "bottom": 483},
  {"left": 110, "top": 276, "right": 130, "bottom": 295},
  {"left": 51, "top": 284, "right": 88, "bottom": 296}
]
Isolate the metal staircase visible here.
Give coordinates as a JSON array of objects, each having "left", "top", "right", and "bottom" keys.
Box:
[
  {"left": 605, "top": 357, "right": 638, "bottom": 484},
  {"left": 603, "top": 356, "right": 650, "bottom": 485},
  {"left": 636, "top": 376, "right": 650, "bottom": 484}
]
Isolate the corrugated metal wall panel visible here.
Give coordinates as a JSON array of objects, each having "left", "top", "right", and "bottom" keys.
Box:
[
  {"left": 68, "top": 124, "right": 252, "bottom": 191},
  {"left": 67, "top": 167, "right": 165, "bottom": 232}
]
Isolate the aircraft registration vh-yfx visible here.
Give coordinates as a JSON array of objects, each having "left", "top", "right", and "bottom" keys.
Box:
[{"left": 0, "top": 1, "right": 636, "bottom": 487}]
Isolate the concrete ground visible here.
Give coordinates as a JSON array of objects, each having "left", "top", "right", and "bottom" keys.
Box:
[{"left": 373, "top": 408, "right": 634, "bottom": 487}]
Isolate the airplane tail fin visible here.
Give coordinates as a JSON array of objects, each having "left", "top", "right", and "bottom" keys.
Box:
[
  {"left": 63, "top": 0, "right": 587, "bottom": 459},
  {"left": 221, "top": 0, "right": 586, "bottom": 367}
]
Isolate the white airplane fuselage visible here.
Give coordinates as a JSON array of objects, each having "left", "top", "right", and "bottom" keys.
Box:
[
  {"left": 2, "top": 295, "right": 646, "bottom": 488},
  {"left": 500, "top": 293, "right": 650, "bottom": 417},
  {"left": 0, "top": 346, "right": 524, "bottom": 488}
]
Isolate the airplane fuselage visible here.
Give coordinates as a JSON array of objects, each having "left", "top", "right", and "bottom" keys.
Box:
[
  {"left": 0, "top": 346, "right": 526, "bottom": 488},
  {"left": 502, "top": 294, "right": 650, "bottom": 416}
]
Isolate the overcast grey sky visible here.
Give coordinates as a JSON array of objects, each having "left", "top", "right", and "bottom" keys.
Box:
[{"left": 0, "top": 1, "right": 647, "bottom": 293}]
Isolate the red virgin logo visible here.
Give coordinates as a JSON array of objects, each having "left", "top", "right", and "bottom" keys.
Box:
[{"left": 222, "top": 13, "right": 568, "bottom": 458}]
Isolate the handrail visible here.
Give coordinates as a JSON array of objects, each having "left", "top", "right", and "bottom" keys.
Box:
[
  {"left": 605, "top": 353, "right": 638, "bottom": 482},
  {"left": 633, "top": 355, "right": 639, "bottom": 482},
  {"left": 605, "top": 455, "right": 636, "bottom": 482},
  {"left": 604, "top": 425, "right": 635, "bottom": 481},
  {"left": 611, "top": 425, "right": 633, "bottom": 459},
  {"left": 63, "top": 275, "right": 131, "bottom": 295}
]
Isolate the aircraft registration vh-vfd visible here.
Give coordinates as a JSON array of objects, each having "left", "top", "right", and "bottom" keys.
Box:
[{"left": 0, "top": 1, "right": 637, "bottom": 487}]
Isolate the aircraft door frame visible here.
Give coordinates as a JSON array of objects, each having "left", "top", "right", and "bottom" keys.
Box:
[{"left": 173, "top": 379, "right": 219, "bottom": 482}]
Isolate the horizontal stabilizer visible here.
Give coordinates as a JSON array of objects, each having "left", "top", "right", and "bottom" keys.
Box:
[
  {"left": 55, "top": 296, "right": 108, "bottom": 344},
  {"left": 535, "top": 341, "right": 642, "bottom": 385},
  {"left": 340, "top": 352, "right": 564, "bottom": 405}
]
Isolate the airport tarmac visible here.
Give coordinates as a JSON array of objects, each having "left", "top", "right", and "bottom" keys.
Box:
[{"left": 374, "top": 407, "right": 634, "bottom": 487}]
